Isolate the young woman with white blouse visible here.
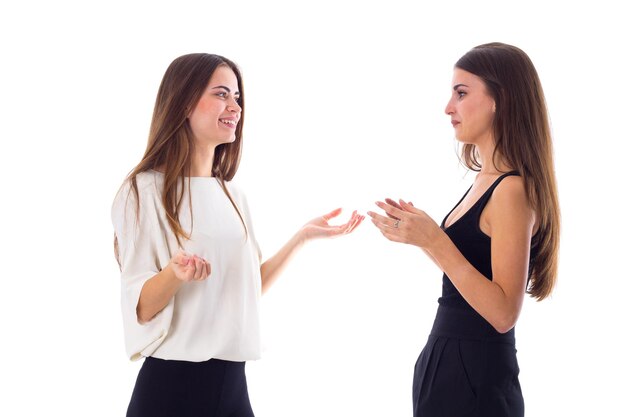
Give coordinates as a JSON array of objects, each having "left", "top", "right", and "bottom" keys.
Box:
[{"left": 112, "top": 53, "right": 364, "bottom": 417}]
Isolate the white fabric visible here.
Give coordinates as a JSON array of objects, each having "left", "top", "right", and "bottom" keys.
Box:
[{"left": 111, "top": 170, "right": 262, "bottom": 362}]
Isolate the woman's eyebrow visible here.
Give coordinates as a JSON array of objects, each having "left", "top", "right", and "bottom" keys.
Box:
[{"left": 211, "top": 85, "right": 240, "bottom": 95}]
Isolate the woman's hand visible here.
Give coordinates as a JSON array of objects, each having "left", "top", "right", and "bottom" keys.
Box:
[
  {"left": 136, "top": 252, "right": 211, "bottom": 323},
  {"left": 259, "top": 208, "right": 364, "bottom": 294},
  {"left": 301, "top": 208, "right": 365, "bottom": 241},
  {"left": 367, "top": 199, "right": 442, "bottom": 248},
  {"left": 169, "top": 251, "right": 211, "bottom": 282}
]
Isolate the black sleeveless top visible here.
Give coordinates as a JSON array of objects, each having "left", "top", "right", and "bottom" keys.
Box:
[{"left": 437, "top": 172, "right": 537, "bottom": 316}]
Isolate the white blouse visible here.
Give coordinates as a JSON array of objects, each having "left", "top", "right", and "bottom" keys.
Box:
[{"left": 111, "top": 170, "right": 262, "bottom": 362}]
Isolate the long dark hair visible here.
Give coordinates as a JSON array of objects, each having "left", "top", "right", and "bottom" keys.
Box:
[
  {"left": 456, "top": 42, "right": 560, "bottom": 300},
  {"left": 115, "top": 53, "right": 247, "bottom": 262}
]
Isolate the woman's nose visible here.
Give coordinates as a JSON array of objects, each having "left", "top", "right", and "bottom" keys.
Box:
[{"left": 444, "top": 98, "right": 454, "bottom": 115}]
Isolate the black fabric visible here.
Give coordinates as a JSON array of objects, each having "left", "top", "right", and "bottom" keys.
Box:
[
  {"left": 127, "top": 357, "right": 255, "bottom": 417},
  {"left": 413, "top": 172, "right": 525, "bottom": 417}
]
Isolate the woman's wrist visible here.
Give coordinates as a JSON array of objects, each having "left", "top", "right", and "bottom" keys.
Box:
[
  {"left": 425, "top": 229, "right": 448, "bottom": 256},
  {"left": 162, "top": 262, "right": 183, "bottom": 285},
  {"left": 293, "top": 227, "right": 309, "bottom": 247}
]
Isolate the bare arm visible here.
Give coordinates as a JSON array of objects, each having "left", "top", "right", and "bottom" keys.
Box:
[
  {"left": 137, "top": 253, "right": 210, "bottom": 323},
  {"left": 260, "top": 230, "right": 306, "bottom": 294},
  {"left": 260, "top": 208, "right": 364, "bottom": 294},
  {"left": 369, "top": 178, "right": 534, "bottom": 333}
]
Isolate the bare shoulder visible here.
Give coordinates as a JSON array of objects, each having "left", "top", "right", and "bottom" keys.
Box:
[
  {"left": 482, "top": 175, "right": 535, "bottom": 235},
  {"left": 492, "top": 175, "right": 529, "bottom": 208}
]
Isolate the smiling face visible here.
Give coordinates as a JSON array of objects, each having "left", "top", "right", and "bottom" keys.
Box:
[
  {"left": 445, "top": 68, "right": 496, "bottom": 147},
  {"left": 188, "top": 64, "right": 242, "bottom": 148}
]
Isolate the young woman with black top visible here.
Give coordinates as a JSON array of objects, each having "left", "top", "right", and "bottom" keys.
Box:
[{"left": 368, "top": 43, "right": 560, "bottom": 417}]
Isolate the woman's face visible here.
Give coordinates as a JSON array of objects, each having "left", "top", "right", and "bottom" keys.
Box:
[
  {"left": 188, "top": 65, "right": 242, "bottom": 147},
  {"left": 445, "top": 68, "right": 495, "bottom": 146}
]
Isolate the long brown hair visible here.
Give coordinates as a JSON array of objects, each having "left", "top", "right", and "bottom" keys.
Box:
[
  {"left": 115, "top": 53, "right": 247, "bottom": 260},
  {"left": 455, "top": 42, "right": 560, "bottom": 300}
]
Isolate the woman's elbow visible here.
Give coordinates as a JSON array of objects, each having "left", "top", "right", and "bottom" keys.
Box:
[
  {"left": 136, "top": 306, "right": 156, "bottom": 325},
  {"left": 492, "top": 311, "right": 520, "bottom": 334},
  {"left": 494, "top": 322, "right": 515, "bottom": 334}
]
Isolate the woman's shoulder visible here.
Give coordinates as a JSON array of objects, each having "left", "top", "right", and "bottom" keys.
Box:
[
  {"left": 136, "top": 170, "right": 162, "bottom": 191},
  {"left": 126, "top": 170, "right": 162, "bottom": 194},
  {"left": 112, "top": 171, "right": 161, "bottom": 211},
  {"left": 492, "top": 174, "right": 526, "bottom": 201},
  {"left": 489, "top": 174, "right": 534, "bottom": 222},
  {"left": 223, "top": 179, "right": 255, "bottom": 215},
  {"left": 222, "top": 178, "right": 247, "bottom": 199}
]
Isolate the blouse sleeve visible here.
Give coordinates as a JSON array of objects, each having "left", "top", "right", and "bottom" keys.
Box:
[
  {"left": 111, "top": 180, "right": 175, "bottom": 361},
  {"left": 233, "top": 183, "right": 262, "bottom": 262}
]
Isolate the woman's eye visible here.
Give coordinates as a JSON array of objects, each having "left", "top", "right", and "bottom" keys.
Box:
[
  {"left": 216, "top": 92, "right": 227, "bottom": 98},
  {"left": 457, "top": 91, "right": 466, "bottom": 98}
]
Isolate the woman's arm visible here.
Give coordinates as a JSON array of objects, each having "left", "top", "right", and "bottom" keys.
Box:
[
  {"left": 137, "top": 252, "right": 211, "bottom": 323},
  {"left": 260, "top": 208, "right": 364, "bottom": 294},
  {"left": 368, "top": 178, "right": 534, "bottom": 333}
]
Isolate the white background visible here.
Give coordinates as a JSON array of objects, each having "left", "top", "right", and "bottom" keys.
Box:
[{"left": 1, "top": 0, "right": 624, "bottom": 416}]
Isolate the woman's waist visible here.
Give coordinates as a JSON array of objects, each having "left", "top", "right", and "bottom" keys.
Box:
[{"left": 430, "top": 305, "right": 515, "bottom": 343}]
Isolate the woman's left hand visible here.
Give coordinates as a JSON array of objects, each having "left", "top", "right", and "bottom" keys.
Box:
[
  {"left": 367, "top": 198, "right": 442, "bottom": 248},
  {"left": 301, "top": 208, "right": 365, "bottom": 241}
]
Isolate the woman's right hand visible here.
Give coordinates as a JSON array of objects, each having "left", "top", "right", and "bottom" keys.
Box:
[{"left": 169, "top": 252, "right": 211, "bottom": 282}]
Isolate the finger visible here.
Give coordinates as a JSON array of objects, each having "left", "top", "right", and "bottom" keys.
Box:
[
  {"left": 353, "top": 214, "right": 365, "bottom": 229},
  {"left": 347, "top": 215, "right": 365, "bottom": 233},
  {"left": 345, "top": 216, "right": 359, "bottom": 234},
  {"left": 368, "top": 209, "right": 401, "bottom": 228},
  {"left": 197, "top": 260, "right": 206, "bottom": 280},
  {"left": 196, "top": 257, "right": 206, "bottom": 280},
  {"left": 399, "top": 199, "right": 419, "bottom": 213},
  {"left": 193, "top": 256, "right": 204, "bottom": 280},
  {"left": 174, "top": 252, "right": 190, "bottom": 266},
  {"left": 346, "top": 215, "right": 361, "bottom": 233},
  {"left": 383, "top": 199, "right": 402, "bottom": 220},
  {"left": 368, "top": 212, "right": 397, "bottom": 230},
  {"left": 201, "top": 261, "right": 210, "bottom": 280},
  {"left": 371, "top": 220, "right": 402, "bottom": 242},
  {"left": 367, "top": 210, "right": 392, "bottom": 226},
  {"left": 384, "top": 198, "right": 402, "bottom": 210},
  {"left": 335, "top": 211, "right": 359, "bottom": 231},
  {"left": 182, "top": 259, "right": 196, "bottom": 281},
  {"left": 322, "top": 208, "right": 342, "bottom": 222},
  {"left": 375, "top": 201, "right": 406, "bottom": 221}
]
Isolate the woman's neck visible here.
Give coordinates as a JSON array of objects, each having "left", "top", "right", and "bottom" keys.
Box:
[
  {"left": 475, "top": 142, "right": 513, "bottom": 176},
  {"left": 189, "top": 145, "right": 216, "bottom": 177}
]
